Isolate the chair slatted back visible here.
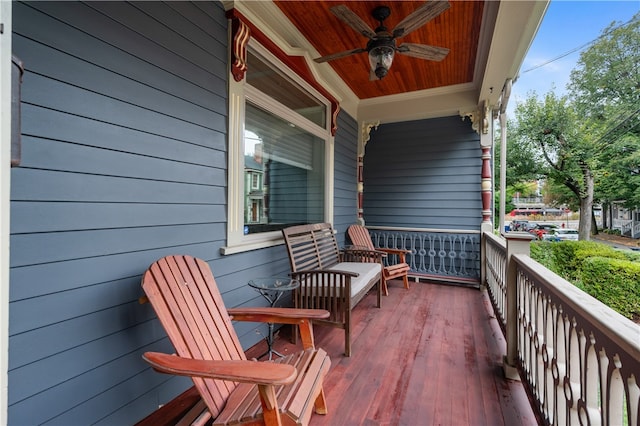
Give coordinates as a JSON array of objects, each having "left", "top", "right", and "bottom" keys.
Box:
[
  {"left": 347, "top": 224, "right": 375, "bottom": 250},
  {"left": 282, "top": 223, "right": 341, "bottom": 271},
  {"left": 142, "top": 255, "right": 245, "bottom": 419}
]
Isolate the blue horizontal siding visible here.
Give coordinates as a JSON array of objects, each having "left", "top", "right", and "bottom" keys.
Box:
[
  {"left": 333, "top": 111, "right": 358, "bottom": 244},
  {"left": 9, "top": 1, "right": 361, "bottom": 424},
  {"left": 9, "top": 1, "right": 231, "bottom": 424},
  {"left": 363, "top": 116, "right": 482, "bottom": 230}
]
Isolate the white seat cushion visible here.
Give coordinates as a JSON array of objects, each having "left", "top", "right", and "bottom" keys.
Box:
[{"left": 328, "top": 262, "right": 381, "bottom": 297}]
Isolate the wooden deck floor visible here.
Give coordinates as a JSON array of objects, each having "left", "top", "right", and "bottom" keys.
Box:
[{"left": 247, "top": 280, "right": 540, "bottom": 426}]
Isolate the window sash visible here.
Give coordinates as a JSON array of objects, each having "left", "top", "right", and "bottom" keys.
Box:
[{"left": 222, "top": 40, "right": 333, "bottom": 255}]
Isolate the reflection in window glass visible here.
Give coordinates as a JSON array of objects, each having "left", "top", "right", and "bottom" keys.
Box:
[{"left": 243, "top": 103, "right": 324, "bottom": 234}]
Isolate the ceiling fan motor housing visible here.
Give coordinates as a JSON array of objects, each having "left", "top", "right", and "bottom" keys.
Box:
[{"left": 372, "top": 6, "right": 391, "bottom": 24}]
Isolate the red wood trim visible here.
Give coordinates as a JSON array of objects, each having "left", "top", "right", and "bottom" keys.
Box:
[
  {"left": 226, "top": 9, "right": 340, "bottom": 135},
  {"left": 230, "top": 18, "right": 250, "bottom": 82}
]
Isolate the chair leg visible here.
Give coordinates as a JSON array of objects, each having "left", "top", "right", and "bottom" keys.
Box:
[
  {"left": 258, "top": 384, "right": 283, "bottom": 426},
  {"left": 344, "top": 318, "right": 351, "bottom": 357},
  {"left": 314, "top": 389, "right": 328, "bottom": 415},
  {"left": 403, "top": 275, "right": 410, "bottom": 290},
  {"left": 381, "top": 277, "right": 389, "bottom": 296}
]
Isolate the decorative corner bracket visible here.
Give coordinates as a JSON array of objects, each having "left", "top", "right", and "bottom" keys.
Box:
[
  {"left": 356, "top": 120, "right": 379, "bottom": 222},
  {"left": 361, "top": 120, "right": 380, "bottom": 150},
  {"left": 230, "top": 17, "right": 250, "bottom": 82},
  {"left": 459, "top": 102, "right": 490, "bottom": 135},
  {"left": 331, "top": 103, "right": 341, "bottom": 136}
]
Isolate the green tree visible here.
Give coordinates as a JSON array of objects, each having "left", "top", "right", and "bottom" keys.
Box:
[
  {"left": 569, "top": 14, "right": 640, "bottom": 222},
  {"left": 507, "top": 14, "right": 640, "bottom": 239},
  {"left": 511, "top": 92, "right": 595, "bottom": 239}
]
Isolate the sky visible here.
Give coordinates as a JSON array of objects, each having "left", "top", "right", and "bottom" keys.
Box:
[{"left": 508, "top": 0, "right": 640, "bottom": 116}]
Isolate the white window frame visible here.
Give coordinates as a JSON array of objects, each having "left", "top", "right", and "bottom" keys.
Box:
[{"left": 221, "top": 40, "right": 334, "bottom": 255}]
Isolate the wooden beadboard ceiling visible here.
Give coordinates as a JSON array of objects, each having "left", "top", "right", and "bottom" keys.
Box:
[{"left": 274, "top": 1, "right": 485, "bottom": 100}]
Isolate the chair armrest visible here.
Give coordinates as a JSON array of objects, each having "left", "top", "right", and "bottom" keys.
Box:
[
  {"left": 228, "top": 307, "right": 329, "bottom": 350},
  {"left": 376, "top": 247, "right": 410, "bottom": 263},
  {"left": 142, "top": 352, "right": 297, "bottom": 385},
  {"left": 227, "top": 307, "right": 330, "bottom": 324},
  {"left": 376, "top": 247, "right": 410, "bottom": 256}
]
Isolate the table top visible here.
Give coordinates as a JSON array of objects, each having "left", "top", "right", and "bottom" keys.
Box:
[{"left": 248, "top": 277, "right": 299, "bottom": 291}]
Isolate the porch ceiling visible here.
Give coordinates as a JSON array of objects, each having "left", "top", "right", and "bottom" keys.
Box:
[{"left": 227, "top": 1, "right": 549, "bottom": 124}]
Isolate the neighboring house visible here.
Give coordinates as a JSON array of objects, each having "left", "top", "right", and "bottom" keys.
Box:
[
  {"left": 0, "top": 1, "right": 547, "bottom": 424},
  {"left": 611, "top": 201, "right": 640, "bottom": 238},
  {"left": 244, "top": 154, "right": 266, "bottom": 227}
]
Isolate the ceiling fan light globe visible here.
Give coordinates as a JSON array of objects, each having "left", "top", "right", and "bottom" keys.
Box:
[{"left": 368, "top": 45, "right": 394, "bottom": 79}]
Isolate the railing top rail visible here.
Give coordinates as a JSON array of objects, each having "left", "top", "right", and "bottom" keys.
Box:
[
  {"left": 513, "top": 253, "right": 640, "bottom": 358},
  {"left": 365, "top": 225, "right": 481, "bottom": 235},
  {"left": 483, "top": 231, "right": 506, "bottom": 249}
]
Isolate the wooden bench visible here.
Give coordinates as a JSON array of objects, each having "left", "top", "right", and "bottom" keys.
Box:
[{"left": 282, "top": 223, "right": 383, "bottom": 356}]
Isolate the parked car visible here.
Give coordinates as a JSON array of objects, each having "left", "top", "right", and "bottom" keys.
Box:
[
  {"left": 509, "top": 220, "right": 529, "bottom": 231},
  {"left": 544, "top": 229, "right": 579, "bottom": 242},
  {"left": 530, "top": 223, "right": 558, "bottom": 240}
]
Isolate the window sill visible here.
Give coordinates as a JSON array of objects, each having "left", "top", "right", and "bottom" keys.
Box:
[{"left": 220, "top": 237, "right": 284, "bottom": 255}]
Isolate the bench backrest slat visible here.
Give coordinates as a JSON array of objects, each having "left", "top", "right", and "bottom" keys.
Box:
[{"left": 282, "top": 223, "right": 341, "bottom": 271}]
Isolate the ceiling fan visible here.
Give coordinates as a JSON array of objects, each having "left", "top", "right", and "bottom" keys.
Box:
[{"left": 314, "top": 1, "right": 451, "bottom": 80}]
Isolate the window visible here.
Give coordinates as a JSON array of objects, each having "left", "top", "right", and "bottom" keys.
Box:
[{"left": 223, "top": 43, "right": 333, "bottom": 254}]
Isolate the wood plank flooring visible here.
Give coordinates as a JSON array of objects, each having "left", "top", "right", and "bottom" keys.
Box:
[{"left": 247, "top": 280, "right": 540, "bottom": 426}]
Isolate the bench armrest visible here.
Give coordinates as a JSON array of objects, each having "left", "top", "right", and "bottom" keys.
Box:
[{"left": 143, "top": 351, "right": 297, "bottom": 385}]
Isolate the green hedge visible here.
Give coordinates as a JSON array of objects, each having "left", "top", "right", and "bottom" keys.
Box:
[
  {"left": 579, "top": 257, "right": 640, "bottom": 319},
  {"left": 530, "top": 241, "right": 640, "bottom": 320}
]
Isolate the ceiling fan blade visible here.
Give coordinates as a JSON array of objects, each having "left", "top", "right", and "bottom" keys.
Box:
[
  {"left": 314, "top": 48, "right": 366, "bottom": 63},
  {"left": 397, "top": 43, "right": 450, "bottom": 61},
  {"left": 330, "top": 5, "right": 377, "bottom": 39},
  {"left": 392, "top": 1, "right": 450, "bottom": 39}
]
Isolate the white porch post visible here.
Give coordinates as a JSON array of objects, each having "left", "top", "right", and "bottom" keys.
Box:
[
  {"left": 503, "top": 232, "right": 534, "bottom": 380},
  {"left": 498, "top": 79, "right": 511, "bottom": 235}
]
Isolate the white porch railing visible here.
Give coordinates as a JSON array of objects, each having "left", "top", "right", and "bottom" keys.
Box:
[
  {"left": 484, "top": 232, "right": 507, "bottom": 324},
  {"left": 613, "top": 219, "right": 633, "bottom": 235},
  {"left": 484, "top": 232, "right": 640, "bottom": 426}
]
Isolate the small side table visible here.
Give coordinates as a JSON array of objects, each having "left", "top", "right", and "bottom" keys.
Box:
[{"left": 248, "top": 277, "right": 300, "bottom": 360}]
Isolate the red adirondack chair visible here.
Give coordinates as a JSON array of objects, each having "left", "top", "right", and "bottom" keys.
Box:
[
  {"left": 347, "top": 225, "right": 411, "bottom": 295},
  {"left": 141, "top": 255, "right": 331, "bottom": 425}
]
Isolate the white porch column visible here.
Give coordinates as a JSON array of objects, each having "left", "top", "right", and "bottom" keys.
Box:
[
  {"left": 503, "top": 231, "right": 534, "bottom": 380},
  {"left": 498, "top": 80, "right": 511, "bottom": 235}
]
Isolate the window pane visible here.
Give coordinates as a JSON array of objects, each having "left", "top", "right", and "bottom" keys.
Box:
[
  {"left": 244, "top": 103, "right": 324, "bottom": 234},
  {"left": 247, "top": 51, "right": 326, "bottom": 127}
]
